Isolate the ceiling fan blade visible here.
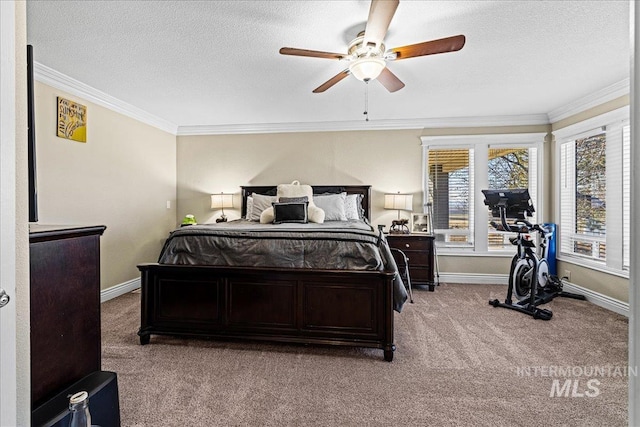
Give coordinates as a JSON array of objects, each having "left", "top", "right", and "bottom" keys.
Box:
[
  {"left": 390, "top": 35, "right": 466, "bottom": 60},
  {"left": 363, "top": 0, "right": 399, "bottom": 47},
  {"left": 313, "top": 69, "right": 351, "bottom": 93},
  {"left": 377, "top": 67, "right": 405, "bottom": 92},
  {"left": 279, "top": 47, "right": 346, "bottom": 60}
]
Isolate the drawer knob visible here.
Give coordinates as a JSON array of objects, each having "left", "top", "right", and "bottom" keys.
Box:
[{"left": 405, "top": 243, "right": 410, "bottom": 248}]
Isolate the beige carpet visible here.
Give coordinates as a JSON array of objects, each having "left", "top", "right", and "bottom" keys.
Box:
[{"left": 101, "top": 283, "right": 628, "bottom": 426}]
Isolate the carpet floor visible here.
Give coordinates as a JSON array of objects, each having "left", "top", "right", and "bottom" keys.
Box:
[{"left": 101, "top": 283, "right": 629, "bottom": 426}]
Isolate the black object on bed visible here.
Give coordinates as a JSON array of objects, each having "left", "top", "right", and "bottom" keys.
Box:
[{"left": 138, "top": 185, "right": 405, "bottom": 361}]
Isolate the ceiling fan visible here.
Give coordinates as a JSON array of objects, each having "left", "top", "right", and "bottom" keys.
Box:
[{"left": 279, "top": 0, "right": 465, "bottom": 93}]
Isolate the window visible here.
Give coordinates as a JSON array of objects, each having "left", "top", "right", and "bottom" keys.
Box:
[
  {"left": 422, "top": 133, "right": 544, "bottom": 253},
  {"left": 554, "top": 107, "right": 629, "bottom": 273},
  {"left": 559, "top": 132, "right": 607, "bottom": 261},
  {"left": 487, "top": 146, "right": 537, "bottom": 250},
  {"left": 428, "top": 149, "right": 474, "bottom": 248}
]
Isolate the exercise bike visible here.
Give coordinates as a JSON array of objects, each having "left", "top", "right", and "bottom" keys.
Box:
[{"left": 482, "top": 189, "right": 586, "bottom": 320}]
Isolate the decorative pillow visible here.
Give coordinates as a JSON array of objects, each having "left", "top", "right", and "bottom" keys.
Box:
[
  {"left": 345, "top": 194, "right": 365, "bottom": 220},
  {"left": 279, "top": 196, "right": 308, "bottom": 203},
  {"left": 249, "top": 193, "right": 276, "bottom": 221},
  {"left": 272, "top": 202, "right": 309, "bottom": 224},
  {"left": 261, "top": 181, "right": 324, "bottom": 224},
  {"left": 314, "top": 193, "right": 347, "bottom": 221}
]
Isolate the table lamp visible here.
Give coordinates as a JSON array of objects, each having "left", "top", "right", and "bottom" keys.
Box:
[
  {"left": 210, "top": 193, "right": 234, "bottom": 223},
  {"left": 384, "top": 193, "right": 413, "bottom": 234}
]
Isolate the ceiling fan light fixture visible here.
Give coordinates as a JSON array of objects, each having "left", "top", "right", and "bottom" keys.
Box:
[{"left": 349, "top": 57, "right": 386, "bottom": 82}]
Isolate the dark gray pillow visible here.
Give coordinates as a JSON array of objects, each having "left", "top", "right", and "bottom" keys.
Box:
[
  {"left": 279, "top": 196, "right": 309, "bottom": 203},
  {"left": 273, "top": 202, "right": 309, "bottom": 224}
]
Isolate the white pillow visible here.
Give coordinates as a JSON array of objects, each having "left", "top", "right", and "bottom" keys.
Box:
[
  {"left": 345, "top": 194, "right": 364, "bottom": 220},
  {"left": 249, "top": 193, "right": 276, "bottom": 221},
  {"left": 314, "top": 193, "right": 347, "bottom": 221}
]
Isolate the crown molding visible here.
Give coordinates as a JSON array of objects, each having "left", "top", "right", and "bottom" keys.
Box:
[
  {"left": 551, "top": 105, "right": 629, "bottom": 140},
  {"left": 547, "top": 78, "right": 630, "bottom": 124},
  {"left": 33, "top": 62, "right": 178, "bottom": 135},
  {"left": 421, "top": 132, "right": 548, "bottom": 146},
  {"left": 177, "top": 114, "right": 550, "bottom": 136},
  {"left": 35, "top": 62, "right": 625, "bottom": 137}
]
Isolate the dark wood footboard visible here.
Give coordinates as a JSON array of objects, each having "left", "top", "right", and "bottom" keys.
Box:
[{"left": 137, "top": 263, "right": 397, "bottom": 361}]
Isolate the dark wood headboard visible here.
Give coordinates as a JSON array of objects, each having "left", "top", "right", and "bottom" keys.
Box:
[{"left": 240, "top": 185, "right": 372, "bottom": 221}]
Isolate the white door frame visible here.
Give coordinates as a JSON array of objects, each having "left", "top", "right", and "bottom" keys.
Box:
[
  {"left": 0, "top": 1, "right": 18, "bottom": 426},
  {"left": 630, "top": 2, "right": 640, "bottom": 425}
]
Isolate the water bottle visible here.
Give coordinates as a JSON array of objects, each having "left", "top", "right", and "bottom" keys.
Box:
[{"left": 68, "top": 391, "right": 91, "bottom": 427}]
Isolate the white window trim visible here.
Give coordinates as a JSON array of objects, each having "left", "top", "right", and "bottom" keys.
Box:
[
  {"left": 552, "top": 106, "right": 630, "bottom": 276},
  {"left": 421, "top": 132, "right": 546, "bottom": 255}
]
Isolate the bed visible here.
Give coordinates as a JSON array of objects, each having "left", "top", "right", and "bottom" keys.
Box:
[{"left": 137, "top": 185, "right": 406, "bottom": 361}]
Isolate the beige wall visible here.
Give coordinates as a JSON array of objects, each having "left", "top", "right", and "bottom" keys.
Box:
[
  {"left": 176, "top": 129, "right": 425, "bottom": 227},
  {"left": 34, "top": 82, "right": 177, "bottom": 289}
]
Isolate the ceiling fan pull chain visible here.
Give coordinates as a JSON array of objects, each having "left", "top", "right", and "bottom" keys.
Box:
[{"left": 364, "top": 81, "right": 369, "bottom": 122}]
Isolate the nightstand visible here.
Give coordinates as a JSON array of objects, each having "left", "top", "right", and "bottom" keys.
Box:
[{"left": 386, "top": 233, "right": 436, "bottom": 291}]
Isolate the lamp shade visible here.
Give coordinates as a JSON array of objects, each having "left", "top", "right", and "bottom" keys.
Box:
[
  {"left": 384, "top": 193, "right": 413, "bottom": 211},
  {"left": 349, "top": 57, "right": 386, "bottom": 81},
  {"left": 210, "top": 193, "right": 233, "bottom": 209}
]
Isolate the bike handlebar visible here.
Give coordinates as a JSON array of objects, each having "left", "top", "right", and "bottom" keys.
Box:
[{"left": 493, "top": 206, "right": 550, "bottom": 236}]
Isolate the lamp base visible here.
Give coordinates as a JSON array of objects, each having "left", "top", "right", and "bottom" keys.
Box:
[{"left": 216, "top": 216, "right": 227, "bottom": 223}]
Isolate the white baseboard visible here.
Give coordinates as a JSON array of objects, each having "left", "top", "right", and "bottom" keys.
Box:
[
  {"left": 440, "top": 273, "right": 629, "bottom": 317},
  {"left": 438, "top": 272, "right": 508, "bottom": 285},
  {"left": 100, "top": 278, "right": 141, "bottom": 303},
  {"left": 561, "top": 281, "right": 629, "bottom": 317}
]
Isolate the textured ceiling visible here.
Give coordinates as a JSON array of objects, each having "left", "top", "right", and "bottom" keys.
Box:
[{"left": 26, "top": 1, "right": 630, "bottom": 131}]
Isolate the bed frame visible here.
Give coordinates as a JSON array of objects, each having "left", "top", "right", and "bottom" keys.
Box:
[{"left": 137, "top": 185, "right": 397, "bottom": 361}]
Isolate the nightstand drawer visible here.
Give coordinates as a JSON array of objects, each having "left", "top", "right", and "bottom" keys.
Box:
[
  {"left": 386, "top": 235, "right": 431, "bottom": 250},
  {"left": 401, "top": 251, "right": 431, "bottom": 267},
  {"left": 408, "top": 267, "right": 433, "bottom": 285}
]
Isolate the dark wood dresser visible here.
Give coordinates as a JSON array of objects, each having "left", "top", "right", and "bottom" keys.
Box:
[
  {"left": 29, "top": 225, "right": 106, "bottom": 408},
  {"left": 386, "top": 233, "right": 436, "bottom": 291}
]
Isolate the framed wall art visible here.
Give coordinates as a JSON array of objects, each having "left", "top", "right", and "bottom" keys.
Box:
[
  {"left": 57, "top": 97, "right": 87, "bottom": 142},
  {"left": 411, "top": 213, "right": 432, "bottom": 234}
]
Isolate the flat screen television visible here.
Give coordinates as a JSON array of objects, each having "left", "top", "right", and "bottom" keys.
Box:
[{"left": 27, "top": 44, "right": 38, "bottom": 222}]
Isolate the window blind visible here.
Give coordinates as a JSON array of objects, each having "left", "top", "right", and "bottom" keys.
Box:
[
  {"left": 623, "top": 125, "right": 631, "bottom": 269},
  {"left": 427, "top": 149, "right": 474, "bottom": 248}
]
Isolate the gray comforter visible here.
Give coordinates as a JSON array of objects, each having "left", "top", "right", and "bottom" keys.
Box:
[{"left": 158, "top": 220, "right": 408, "bottom": 312}]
